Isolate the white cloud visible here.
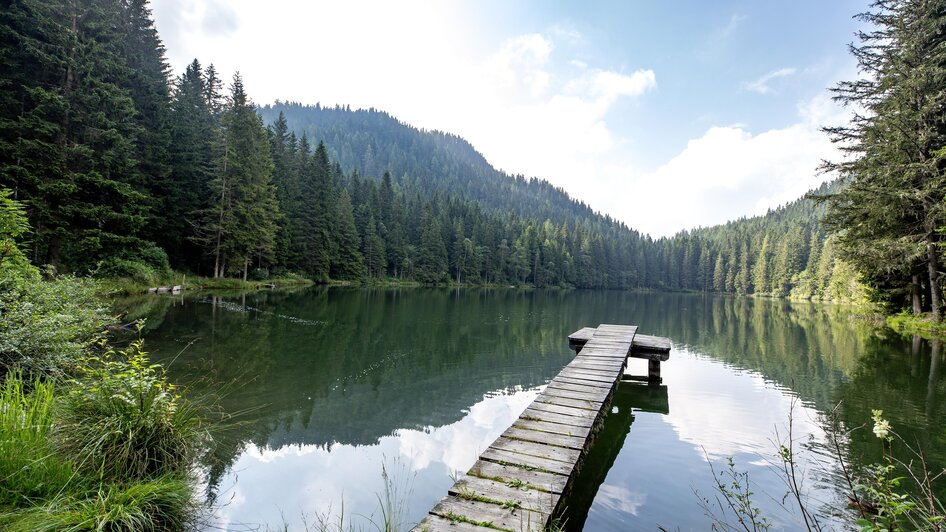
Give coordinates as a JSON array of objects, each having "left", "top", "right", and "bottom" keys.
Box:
[
  {"left": 744, "top": 67, "right": 798, "bottom": 94},
  {"left": 615, "top": 92, "right": 846, "bottom": 237}
]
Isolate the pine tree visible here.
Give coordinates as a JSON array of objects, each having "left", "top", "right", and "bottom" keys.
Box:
[
  {"left": 752, "top": 235, "right": 771, "bottom": 295},
  {"left": 820, "top": 0, "right": 946, "bottom": 319},
  {"left": 0, "top": 0, "right": 151, "bottom": 269},
  {"left": 331, "top": 189, "right": 364, "bottom": 279},
  {"left": 197, "top": 73, "right": 278, "bottom": 279},
  {"left": 417, "top": 211, "right": 448, "bottom": 283}
]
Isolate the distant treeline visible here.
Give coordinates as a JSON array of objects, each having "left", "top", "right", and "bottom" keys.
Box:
[{"left": 0, "top": 0, "right": 867, "bottom": 302}]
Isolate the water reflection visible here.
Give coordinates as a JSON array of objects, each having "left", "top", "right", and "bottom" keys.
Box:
[
  {"left": 210, "top": 389, "right": 538, "bottom": 531},
  {"left": 123, "top": 289, "right": 946, "bottom": 530}
]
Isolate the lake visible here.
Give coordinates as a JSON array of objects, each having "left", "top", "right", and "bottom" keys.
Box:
[{"left": 123, "top": 288, "right": 945, "bottom": 531}]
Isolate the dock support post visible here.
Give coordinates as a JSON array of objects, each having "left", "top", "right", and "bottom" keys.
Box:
[{"left": 648, "top": 360, "right": 661, "bottom": 383}]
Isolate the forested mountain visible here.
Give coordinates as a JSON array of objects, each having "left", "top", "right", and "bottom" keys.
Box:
[
  {"left": 649, "top": 181, "right": 865, "bottom": 304},
  {"left": 257, "top": 103, "right": 609, "bottom": 229}
]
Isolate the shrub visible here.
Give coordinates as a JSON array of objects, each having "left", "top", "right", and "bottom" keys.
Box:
[
  {"left": 51, "top": 341, "right": 207, "bottom": 483},
  {"left": 0, "top": 274, "right": 109, "bottom": 378},
  {"left": 249, "top": 267, "right": 270, "bottom": 281},
  {"left": 95, "top": 244, "right": 173, "bottom": 286},
  {"left": 97, "top": 258, "right": 160, "bottom": 285}
]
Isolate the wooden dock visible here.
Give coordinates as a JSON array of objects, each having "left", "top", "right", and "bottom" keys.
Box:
[{"left": 413, "top": 324, "right": 671, "bottom": 532}]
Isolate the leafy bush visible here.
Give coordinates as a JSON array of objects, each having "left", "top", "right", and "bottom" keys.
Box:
[
  {"left": 249, "top": 267, "right": 270, "bottom": 281},
  {"left": 0, "top": 274, "right": 109, "bottom": 378},
  {"left": 94, "top": 244, "right": 173, "bottom": 286},
  {"left": 0, "top": 188, "right": 30, "bottom": 274},
  {"left": 134, "top": 244, "right": 172, "bottom": 279},
  {"left": 51, "top": 341, "right": 207, "bottom": 483}
]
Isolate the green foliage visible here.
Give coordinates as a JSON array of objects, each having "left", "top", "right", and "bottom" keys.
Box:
[
  {"left": 0, "top": 274, "right": 108, "bottom": 378},
  {"left": 0, "top": 475, "right": 196, "bottom": 532},
  {"left": 0, "top": 188, "right": 30, "bottom": 273},
  {"left": 698, "top": 456, "right": 771, "bottom": 532},
  {"left": 886, "top": 310, "right": 946, "bottom": 339},
  {"left": 819, "top": 0, "right": 946, "bottom": 321},
  {"left": 0, "top": 373, "right": 75, "bottom": 508},
  {"left": 0, "top": 369, "right": 200, "bottom": 531},
  {"left": 52, "top": 340, "right": 206, "bottom": 483}
]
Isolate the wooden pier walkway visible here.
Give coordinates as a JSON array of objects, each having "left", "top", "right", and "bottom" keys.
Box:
[{"left": 413, "top": 324, "right": 671, "bottom": 532}]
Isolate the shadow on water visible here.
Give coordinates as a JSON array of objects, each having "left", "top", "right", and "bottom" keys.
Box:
[{"left": 562, "top": 382, "right": 670, "bottom": 531}]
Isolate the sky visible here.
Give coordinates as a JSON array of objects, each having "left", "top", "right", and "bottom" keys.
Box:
[{"left": 151, "top": 0, "right": 867, "bottom": 237}]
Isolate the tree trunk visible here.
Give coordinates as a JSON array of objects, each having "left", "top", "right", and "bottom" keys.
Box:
[
  {"left": 913, "top": 273, "right": 923, "bottom": 315},
  {"left": 927, "top": 236, "right": 942, "bottom": 321},
  {"left": 45, "top": 234, "right": 61, "bottom": 267},
  {"left": 243, "top": 257, "right": 249, "bottom": 282}
]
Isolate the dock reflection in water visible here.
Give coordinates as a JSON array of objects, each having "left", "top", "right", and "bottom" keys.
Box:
[{"left": 564, "top": 382, "right": 669, "bottom": 530}]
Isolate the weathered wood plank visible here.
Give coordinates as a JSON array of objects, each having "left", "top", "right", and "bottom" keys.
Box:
[
  {"left": 534, "top": 393, "right": 601, "bottom": 411},
  {"left": 512, "top": 417, "right": 592, "bottom": 439},
  {"left": 633, "top": 333, "right": 672, "bottom": 351},
  {"left": 568, "top": 355, "right": 627, "bottom": 369},
  {"left": 429, "top": 495, "right": 548, "bottom": 532},
  {"left": 556, "top": 368, "right": 617, "bottom": 383},
  {"left": 450, "top": 475, "right": 560, "bottom": 515},
  {"left": 489, "top": 437, "right": 582, "bottom": 464},
  {"left": 502, "top": 426, "right": 588, "bottom": 450},
  {"left": 573, "top": 349, "right": 629, "bottom": 358},
  {"left": 541, "top": 384, "right": 610, "bottom": 402},
  {"left": 549, "top": 375, "right": 615, "bottom": 390},
  {"left": 569, "top": 326, "right": 670, "bottom": 358},
  {"left": 480, "top": 447, "right": 575, "bottom": 476},
  {"left": 468, "top": 459, "right": 569, "bottom": 494},
  {"left": 545, "top": 379, "right": 613, "bottom": 394},
  {"left": 520, "top": 406, "right": 596, "bottom": 427},
  {"left": 414, "top": 514, "right": 494, "bottom": 531},
  {"left": 570, "top": 356, "right": 625, "bottom": 368},
  {"left": 560, "top": 364, "right": 617, "bottom": 376},
  {"left": 566, "top": 361, "right": 624, "bottom": 374}
]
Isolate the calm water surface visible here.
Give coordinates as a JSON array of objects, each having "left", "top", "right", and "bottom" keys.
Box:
[{"left": 125, "top": 288, "right": 945, "bottom": 531}]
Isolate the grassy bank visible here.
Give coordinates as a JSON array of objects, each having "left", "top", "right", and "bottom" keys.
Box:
[
  {"left": 0, "top": 354, "right": 203, "bottom": 530},
  {"left": 885, "top": 311, "right": 946, "bottom": 340},
  {"left": 101, "top": 272, "right": 314, "bottom": 295}
]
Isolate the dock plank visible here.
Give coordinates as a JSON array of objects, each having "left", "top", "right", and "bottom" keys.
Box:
[
  {"left": 415, "top": 514, "right": 493, "bottom": 531},
  {"left": 479, "top": 447, "right": 575, "bottom": 476},
  {"left": 512, "top": 418, "right": 593, "bottom": 439},
  {"left": 502, "top": 426, "right": 588, "bottom": 450},
  {"left": 429, "top": 496, "right": 548, "bottom": 532},
  {"left": 520, "top": 407, "right": 596, "bottom": 427},
  {"left": 450, "top": 475, "right": 559, "bottom": 515},
  {"left": 556, "top": 368, "right": 617, "bottom": 383},
  {"left": 489, "top": 436, "right": 582, "bottom": 464},
  {"left": 534, "top": 393, "right": 601, "bottom": 411},
  {"left": 545, "top": 380, "right": 613, "bottom": 394},
  {"left": 550, "top": 375, "right": 615, "bottom": 390},
  {"left": 524, "top": 400, "right": 599, "bottom": 420},
  {"left": 541, "top": 385, "right": 610, "bottom": 402},
  {"left": 468, "top": 459, "right": 569, "bottom": 494}
]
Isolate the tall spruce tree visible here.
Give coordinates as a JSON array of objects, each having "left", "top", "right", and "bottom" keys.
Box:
[
  {"left": 0, "top": 0, "right": 152, "bottom": 269},
  {"left": 331, "top": 188, "right": 365, "bottom": 279},
  {"left": 197, "top": 73, "right": 278, "bottom": 279},
  {"left": 821, "top": 0, "right": 946, "bottom": 319}
]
